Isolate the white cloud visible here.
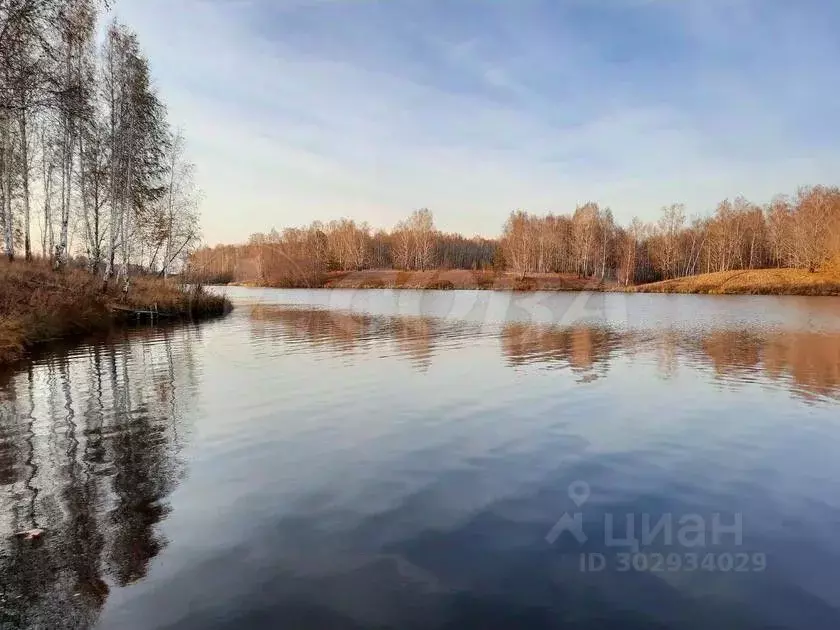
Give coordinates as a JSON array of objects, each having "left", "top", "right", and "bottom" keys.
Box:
[{"left": 112, "top": 0, "right": 840, "bottom": 243}]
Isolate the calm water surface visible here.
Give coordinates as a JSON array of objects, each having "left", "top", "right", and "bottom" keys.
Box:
[{"left": 2, "top": 288, "right": 840, "bottom": 629}]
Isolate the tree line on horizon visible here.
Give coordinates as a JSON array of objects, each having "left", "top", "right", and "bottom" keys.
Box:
[
  {"left": 1, "top": 0, "right": 200, "bottom": 284},
  {"left": 189, "top": 185, "right": 840, "bottom": 286}
]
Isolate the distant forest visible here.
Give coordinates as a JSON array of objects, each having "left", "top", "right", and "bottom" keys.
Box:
[{"left": 189, "top": 185, "right": 840, "bottom": 287}]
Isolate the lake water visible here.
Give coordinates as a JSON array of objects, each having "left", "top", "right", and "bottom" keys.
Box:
[{"left": 2, "top": 287, "right": 840, "bottom": 629}]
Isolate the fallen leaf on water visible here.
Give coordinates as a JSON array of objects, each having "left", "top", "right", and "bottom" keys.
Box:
[{"left": 14, "top": 528, "right": 45, "bottom": 541}]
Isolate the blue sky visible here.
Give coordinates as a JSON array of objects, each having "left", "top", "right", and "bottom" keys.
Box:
[{"left": 113, "top": 0, "right": 840, "bottom": 244}]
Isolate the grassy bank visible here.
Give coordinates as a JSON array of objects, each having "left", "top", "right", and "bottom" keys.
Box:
[
  {"left": 1, "top": 261, "right": 232, "bottom": 365},
  {"left": 630, "top": 268, "right": 840, "bottom": 296},
  {"left": 239, "top": 269, "right": 616, "bottom": 291},
  {"left": 230, "top": 267, "right": 840, "bottom": 296}
]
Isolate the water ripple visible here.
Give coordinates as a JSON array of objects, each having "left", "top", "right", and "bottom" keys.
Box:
[{"left": 1, "top": 289, "right": 840, "bottom": 629}]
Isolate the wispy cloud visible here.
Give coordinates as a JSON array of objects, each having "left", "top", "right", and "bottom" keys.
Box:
[{"left": 114, "top": 0, "right": 840, "bottom": 243}]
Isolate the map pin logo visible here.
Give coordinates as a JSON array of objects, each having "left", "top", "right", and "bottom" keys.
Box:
[{"left": 568, "top": 481, "right": 591, "bottom": 507}]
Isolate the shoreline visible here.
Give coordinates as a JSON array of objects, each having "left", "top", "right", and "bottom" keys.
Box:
[
  {"left": 5, "top": 265, "right": 837, "bottom": 367},
  {"left": 225, "top": 268, "right": 840, "bottom": 297},
  {"left": 1, "top": 261, "right": 232, "bottom": 366}
]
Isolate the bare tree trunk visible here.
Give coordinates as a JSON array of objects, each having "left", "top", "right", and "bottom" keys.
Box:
[
  {"left": 40, "top": 131, "right": 54, "bottom": 259},
  {"left": 78, "top": 132, "right": 94, "bottom": 268},
  {"left": 1, "top": 117, "right": 14, "bottom": 261},
  {"left": 41, "top": 171, "right": 53, "bottom": 260},
  {"left": 103, "top": 79, "right": 118, "bottom": 289},
  {"left": 161, "top": 143, "right": 176, "bottom": 275},
  {"left": 120, "top": 161, "right": 132, "bottom": 280},
  {"left": 92, "top": 172, "right": 100, "bottom": 271},
  {"left": 19, "top": 113, "right": 32, "bottom": 261},
  {"left": 601, "top": 227, "right": 608, "bottom": 278},
  {"left": 57, "top": 113, "right": 72, "bottom": 268}
]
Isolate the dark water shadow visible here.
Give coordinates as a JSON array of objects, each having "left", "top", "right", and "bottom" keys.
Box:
[{"left": 0, "top": 325, "right": 201, "bottom": 628}]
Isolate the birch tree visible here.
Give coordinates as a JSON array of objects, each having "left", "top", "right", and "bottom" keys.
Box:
[
  {"left": 153, "top": 129, "right": 200, "bottom": 276},
  {"left": 101, "top": 21, "right": 166, "bottom": 286},
  {"left": 79, "top": 105, "right": 108, "bottom": 269},
  {"left": 52, "top": 0, "right": 96, "bottom": 267}
]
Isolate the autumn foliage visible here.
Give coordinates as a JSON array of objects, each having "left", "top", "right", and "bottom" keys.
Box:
[{"left": 189, "top": 186, "right": 840, "bottom": 289}]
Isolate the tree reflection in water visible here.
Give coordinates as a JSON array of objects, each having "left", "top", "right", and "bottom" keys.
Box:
[
  {"left": 1, "top": 303, "right": 839, "bottom": 628},
  {"left": 251, "top": 304, "right": 840, "bottom": 402},
  {"left": 0, "top": 326, "right": 200, "bottom": 628}
]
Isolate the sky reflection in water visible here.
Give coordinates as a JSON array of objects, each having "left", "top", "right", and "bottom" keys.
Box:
[{"left": 1, "top": 289, "right": 840, "bottom": 629}]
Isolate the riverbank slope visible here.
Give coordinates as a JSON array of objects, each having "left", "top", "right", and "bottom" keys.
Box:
[
  {"left": 235, "top": 269, "right": 616, "bottom": 291},
  {"left": 632, "top": 268, "right": 840, "bottom": 296},
  {"left": 1, "top": 261, "right": 231, "bottom": 364},
  {"left": 324, "top": 269, "right": 617, "bottom": 290},
  {"left": 230, "top": 268, "right": 840, "bottom": 295}
]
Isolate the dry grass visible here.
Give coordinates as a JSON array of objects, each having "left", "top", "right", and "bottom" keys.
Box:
[
  {"left": 0, "top": 260, "right": 231, "bottom": 364},
  {"left": 231, "top": 266, "right": 840, "bottom": 296},
  {"left": 632, "top": 268, "right": 840, "bottom": 296},
  {"left": 824, "top": 254, "right": 840, "bottom": 276},
  {"left": 320, "top": 269, "right": 612, "bottom": 291}
]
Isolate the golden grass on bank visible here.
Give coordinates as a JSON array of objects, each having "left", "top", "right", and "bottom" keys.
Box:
[
  {"left": 824, "top": 254, "right": 840, "bottom": 276},
  {"left": 632, "top": 268, "right": 840, "bottom": 296},
  {"left": 230, "top": 266, "right": 840, "bottom": 296},
  {"left": 0, "top": 260, "right": 231, "bottom": 364},
  {"left": 318, "top": 269, "right": 611, "bottom": 291}
]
